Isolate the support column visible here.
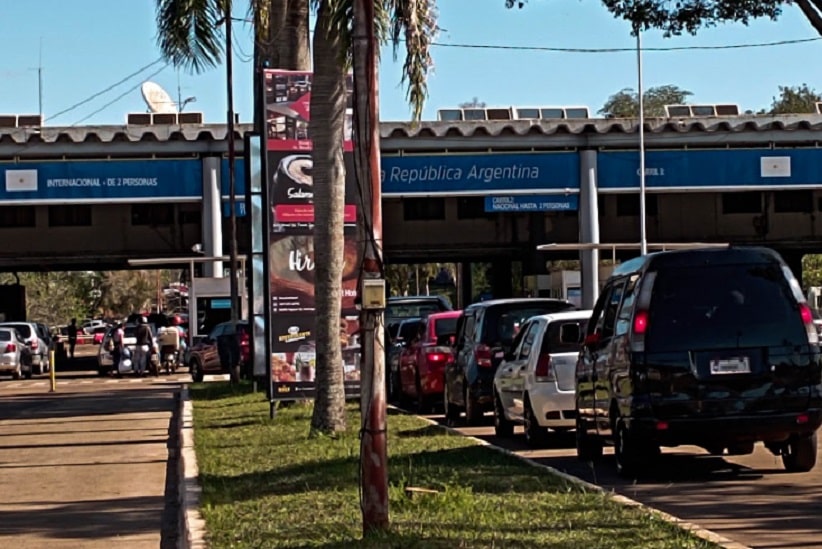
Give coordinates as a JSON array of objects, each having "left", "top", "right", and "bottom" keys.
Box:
[
  {"left": 460, "top": 262, "right": 472, "bottom": 307},
  {"left": 579, "top": 149, "right": 600, "bottom": 309},
  {"left": 202, "top": 156, "right": 224, "bottom": 277}
]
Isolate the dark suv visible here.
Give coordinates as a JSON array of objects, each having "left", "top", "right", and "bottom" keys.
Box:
[
  {"left": 575, "top": 247, "right": 822, "bottom": 477},
  {"left": 444, "top": 298, "right": 577, "bottom": 424},
  {"left": 188, "top": 320, "right": 250, "bottom": 382}
]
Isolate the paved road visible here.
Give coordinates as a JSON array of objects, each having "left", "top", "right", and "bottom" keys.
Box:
[
  {"left": 0, "top": 360, "right": 187, "bottom": 549},
  {"left": 429, "top": 412, "right": 822, "bottom": 549}
]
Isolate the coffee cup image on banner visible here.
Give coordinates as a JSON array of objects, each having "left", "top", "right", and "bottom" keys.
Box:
[{"left": 273, "top": 154, "right": 313, "bottom": 206}]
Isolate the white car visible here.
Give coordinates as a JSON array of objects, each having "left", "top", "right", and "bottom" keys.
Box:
[
  {"left": 97, "top": 323, "right": 158, "bottom": 375},
  {"left": 492, "top": 310, "right": 592, "bottom": 447}
]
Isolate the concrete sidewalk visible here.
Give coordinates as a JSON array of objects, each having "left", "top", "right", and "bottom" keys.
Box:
[{"left": 0, "top": 381, "right": 180, "bottom": 548}]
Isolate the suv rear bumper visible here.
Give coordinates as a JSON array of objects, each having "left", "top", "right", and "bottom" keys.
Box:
[{"left": 627, "top": 410, "right": 822, "bottom": 445}]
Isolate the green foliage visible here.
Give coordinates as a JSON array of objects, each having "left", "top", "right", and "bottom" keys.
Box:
[
  {"left": 770, "top": 84, "right": 822, "bottom": 114},
  {"left": 190, "top": 384, "right": 717, "bottom": 548},
  {"left": 599, "top": 85, "right": 693, "bottom": 118},
  {"left": 803, "top": 254, "right": 822, "bottom": 288}
]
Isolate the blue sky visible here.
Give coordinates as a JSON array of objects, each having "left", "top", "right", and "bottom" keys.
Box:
[{"left": 2, "top": 1, "right": 821, "bottom": 125}]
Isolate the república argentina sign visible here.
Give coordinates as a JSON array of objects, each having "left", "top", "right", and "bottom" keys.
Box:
[{"left": 380, "top": 153, "right": 579, "bottom": 195}]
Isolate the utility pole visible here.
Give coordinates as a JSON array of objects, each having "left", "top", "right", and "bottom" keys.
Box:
[
  {"left": 38, "top": 38, "right": 43, "bottom": 119},
  {"left": 353, "top": 0, "right": 388, "bottom": 534},
  {"left": 225, "top": 3, "right": 240, "bottom": 382}
]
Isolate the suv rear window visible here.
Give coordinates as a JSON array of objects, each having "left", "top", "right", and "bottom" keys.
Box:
[
  {"left": 386, "top": 300, "right": 449, "bottom": 320},
  {"left": 434, "top": 317, "right": 458, "bottom": 337},
  {"left": 0, "top": 331, "right": 10, "bottom": 342},
  {"left": 397, "top": 320, "right": 422, "bottom": 342},
  {"left": 5, "top": 324, "right": 31, "bottom": 338},
  {"left": 482, "top": 303, "right": 576, "bottom": 346},
  {"left": 647, "top": 263, "right": 806, "bottom": 352}
]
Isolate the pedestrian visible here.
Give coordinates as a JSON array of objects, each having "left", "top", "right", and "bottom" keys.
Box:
[
  {"left": 111, "top": 322, "right": 125, "bottom": 373},
  {"left": 134, "top": 316, "right": 153, "bottom": 376},
  {"left": 67, "top": 318, "right": 78, "bottom": 359}
]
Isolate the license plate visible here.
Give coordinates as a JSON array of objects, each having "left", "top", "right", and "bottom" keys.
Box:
[{"left": 710, "top": 356, "right": 751, "bottom": 375}]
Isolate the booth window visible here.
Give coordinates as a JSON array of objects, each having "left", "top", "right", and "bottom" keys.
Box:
[
  {"left": 403, "top": 198, "right": 445, "bottom": 221},
  {"left": 132, "top": 203, "right": 174, "bottom": 226},
  {"left": 457, "top": 197, "right": 491, "bottom": 219},
  {"left": 722, "top": 191, "right": 762, "bottom": 214},
  {"left": 49, "top": 205, "right": 91, "bottom": 227},
  {"left": 774, "top": 190, "right": 812, "bottom": 213},
  {"left": 0, "top": 206, "right": 35, "bottom": 228},
  {"left": 616, "top": 194, "right": 658, "bottom": 217}
]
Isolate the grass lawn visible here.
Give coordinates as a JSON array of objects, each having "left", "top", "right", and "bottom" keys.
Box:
[{"left": 190, "top": 382, "right": 718, "bottom": 549}]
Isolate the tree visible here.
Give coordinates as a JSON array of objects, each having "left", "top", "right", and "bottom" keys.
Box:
[
  {"left": 155, "top": 0, "right": 438, "bottom": 436},
  {"left": 770, "top": 84, "right": 822, "bottom": 114},
  {"left": 599, "top": 85, "right": 693, "bottom": 118},
  {"left": 459, "top": 97, "right": 486, "bottom": 108}
]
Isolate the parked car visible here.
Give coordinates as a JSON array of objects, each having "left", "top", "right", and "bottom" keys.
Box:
[
  {"left": 0, "top": 321, "right": 52, "bottom": 375},
  {"left": 493, "top": 310, "right": 591, "bottom": 446},
  {"left": 387, "top": 317, "right": 423, "bottom": 401},
  {"left": 444, "top": 298, "right": 578, "bottom": 425},
  {"left": 386, "top": 295, "right": 453, "bottom": 324},
  {"left": 397, "top": 310, "right": 462, "bottom": 412},
  {"left": 0, "top": 326, "right": 33, "bottom": 379},
  {"left": 188, "top": 320, "right": 250, "bottom": 382},
  {"left": 575, "top": 246, "right": 822, "bottom": 477}
]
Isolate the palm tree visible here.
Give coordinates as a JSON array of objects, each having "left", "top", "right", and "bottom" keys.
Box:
[{"left": 154, "top": 0, "right": 438, "bottom": 435}]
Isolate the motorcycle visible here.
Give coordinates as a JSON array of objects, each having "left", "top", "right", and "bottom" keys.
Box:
[{"left": 160, "top": 344, "right": 179, "bottom": 375}]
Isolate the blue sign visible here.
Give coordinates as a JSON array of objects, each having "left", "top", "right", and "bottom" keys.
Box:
[
  {"left": 221, "top": 199, "right": 247, "bottom": 218},
  {"left": 484, "top": 194, "right": 578, "bottom": 212},
  {"left": 381, "top": 153, "right": 579, "bottom": 195},
  {"left": 0, "top": 159, "right": 202, "bottom": 203},
  {"left": 210, "top": 298, "right": 231, "bottom": 309},
  {"left": 598, "top": 149, "right": 822, "bottom": 190}
]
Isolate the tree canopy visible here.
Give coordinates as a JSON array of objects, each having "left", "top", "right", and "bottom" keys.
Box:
[
  {"left": 770, "top": 84, "right": 822, "bottom": 114},
  {"left": 599, "top": 84, "right": 693, "bottom": 117}
]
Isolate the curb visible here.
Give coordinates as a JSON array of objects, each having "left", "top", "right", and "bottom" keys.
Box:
[
  {"left": 415, "top": 414, "right": 751, "bottom": 549},
  {"left": 178, "top": 385, "right": 207, "bottom": 549}
]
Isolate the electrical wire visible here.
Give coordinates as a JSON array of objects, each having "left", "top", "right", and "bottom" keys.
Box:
[
  {"left": 71, "top": 63, "right": 169, "bottom": 126},
  {"left": 426, "top": 36, "right": 822, "bottom": 54},
  {"left": 46, "top": 58, "right": 165, "bottom": 123}
]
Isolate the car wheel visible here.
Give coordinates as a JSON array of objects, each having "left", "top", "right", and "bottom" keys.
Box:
[
  {"left": 782, "top": 432, "right": 818, "bottom": 472},
  {"left": 191, "top": 360, "right": 204, "bottom": 383},
  {"left": 443, "top": 379, "right": 459, "bottom": 424},
  {"left": 493, "top": 392, "right": 514, "bottom": 438},
  {"left": 524, "top": 396, "right": 547, "bottom": 447},
  {"left": 464, "top": 382, "right": 483, "bottom": 426},
  {"left": 575, "top": 416, "right": 603, "bottom": 462},
  {"left": 614, "top": 418, "right": 654, "bottom": 478}
]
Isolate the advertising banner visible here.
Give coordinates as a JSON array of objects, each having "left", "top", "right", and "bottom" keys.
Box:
[{"left": 264, "top": 69, "right": 361, "bottom": 400}]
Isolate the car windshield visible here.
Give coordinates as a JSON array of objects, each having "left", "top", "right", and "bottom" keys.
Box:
[
  {"left": 386, "top": 300, "right": 448, "bottom": 320},
  {"left": 646, "top": 263, "right": 806, "bottom": 352},
  {"left": 397, "top": 320, "right": 422, "bottom": 342}
]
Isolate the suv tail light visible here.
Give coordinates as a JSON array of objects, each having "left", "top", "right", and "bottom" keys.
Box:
[
  {"left": 239, "top": 329, "right": 250, "bottom": 347},
  {"left": 30, "top": 339, "right": 38, "bottom": 350},
  {"left": 426, "top": 351, "right": 447, "bottom": 363},
  {"left": 799, "top": 303, "right": 819, "bottom": 345},
  {"left": 475, "top": 344, "right": 493, "bottom": 368},
  {"left": 4, "top": 343, "right": 15, "bottom": 353},
  {"left": 534, "top": 353, "right": 555, "bottom": 382},
  {"left": 633, "top": 310, "right": 649, "bottom": 335}
]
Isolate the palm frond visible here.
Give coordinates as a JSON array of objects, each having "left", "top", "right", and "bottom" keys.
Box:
[
  {"left": 155, "top": 0, "right": 224, "bottom": 73},
  {"left": 387, "top": 0, "right": 438, "bottom": 121}
]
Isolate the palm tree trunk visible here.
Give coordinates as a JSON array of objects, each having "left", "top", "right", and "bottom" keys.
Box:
[{"left": 309, "top": 0, "right": 347, "bottom": 435}]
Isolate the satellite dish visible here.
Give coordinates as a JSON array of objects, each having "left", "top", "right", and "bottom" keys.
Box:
[{"left": 141, "top": 81, "right": 177, "bottom": 114}]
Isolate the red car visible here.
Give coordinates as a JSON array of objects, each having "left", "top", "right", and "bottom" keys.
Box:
[{"left": 398, "top": 310, "right": 461, "bottom": 412}]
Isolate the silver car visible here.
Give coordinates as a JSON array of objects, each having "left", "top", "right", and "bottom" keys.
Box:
[
  {"left": 0, "top": 321, "right": 51, "bottom": 375},
  {"left": 0, "top": 327, "right": 33, "bottom": 379}
]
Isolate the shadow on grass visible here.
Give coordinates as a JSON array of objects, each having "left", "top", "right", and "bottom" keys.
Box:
[
  {"left": 190, "top": 381, "right": 257, "bottom": 401},
  {"left": 395, "top": 425, "right": 460, "bottom": 438},
  {"left": 200, "top": 443, "right": 569, "bottom": 506}
]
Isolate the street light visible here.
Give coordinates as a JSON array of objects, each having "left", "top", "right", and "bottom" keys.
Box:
[{"left": 636, "top": 24, "right": 648, "bottom": 256}]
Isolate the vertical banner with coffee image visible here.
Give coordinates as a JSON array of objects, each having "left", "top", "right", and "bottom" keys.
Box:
[{"left": 264, "top": 69, "right": 361, "bottom": 400}]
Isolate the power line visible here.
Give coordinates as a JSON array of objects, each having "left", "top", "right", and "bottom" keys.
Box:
[
  {"left": 46, "top": 58, "right": 165, "bottom": 123},
  {"left": 427, "top": 36, "right": 822, "bottom": 54},
  {"left": 71, "top": 63, "right": 169, "bottom": 126}
]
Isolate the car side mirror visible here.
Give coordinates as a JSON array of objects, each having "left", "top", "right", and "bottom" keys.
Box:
[{"left": 583, "top": 332, "right": 601, "bottom": 346}]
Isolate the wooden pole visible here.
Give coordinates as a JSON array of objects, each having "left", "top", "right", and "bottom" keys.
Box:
[{"left": 353, "top": 0, "right": 388, "bottom": 534}]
